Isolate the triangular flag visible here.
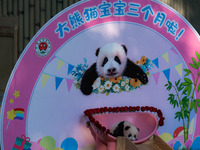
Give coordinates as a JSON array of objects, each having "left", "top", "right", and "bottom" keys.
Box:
[
  {"left": 153, "top": 72, "right": 160, "bottom": 85},
  {"left": 170, "top": 47, "right": 178, "bottom": 55},
  {"left": 57, "top": 59, "right": 65, "bottom": 71},
  {"left": 175, "top": 63, "right": 182, "bottom": 77},
  {"left": 42, "top": 73, "right": 50, "bottom": 88},
  {"left": 68, "top": 64, "right": 75, "bottom": 75},
  {"left": 152, "top": 58, "right": 159, "bottom": 68},
  {"left": 66, "top": 79, "right": 74, "bottom": 92},
  {"left": 55, "top": 77, "right": 63, "bottom": 90},
  {"left": 162, "top": 52, "right": 169, "bottom": 63},
  {"left": 163, "top": 69, "right": 170, "bottom": 81}
]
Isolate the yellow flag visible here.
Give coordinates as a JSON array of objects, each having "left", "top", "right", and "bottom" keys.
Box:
[
  {"left": 162, "top": 52, "right": 169, "bottom": 63},
  {"left": 57, "top": 59, "right": 65, "bottom": 71},
  {"left": 42, "top": 73, "right": 50, "bottom": 87},
  {"left": 175, "top": 63, "right": 182, "bottom": 77}
]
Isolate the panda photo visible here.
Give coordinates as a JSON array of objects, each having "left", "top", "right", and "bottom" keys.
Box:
[
  {"left": 80, "top": 42, "right": 148, "bottom": 95},
  {"left": 110, "top": 121, "right": 139, "bottom": 141}
]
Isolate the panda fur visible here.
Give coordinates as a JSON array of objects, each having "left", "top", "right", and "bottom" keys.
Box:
[
  {"left": 110, "top": 121, "right": 139, "bottom": 141},
  {"left": 80, "top": 42, "right": 148, "bottom": 95}
]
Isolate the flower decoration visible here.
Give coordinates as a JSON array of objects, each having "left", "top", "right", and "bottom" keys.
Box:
[
  {"left": 84, "top": 106, "right": 165, "bottom": 135},
  {"left": 72, "top": 57, "right": 152, "bottom": 95}
]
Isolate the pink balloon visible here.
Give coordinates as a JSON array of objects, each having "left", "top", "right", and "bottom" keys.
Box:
[{"left": 30, "top": 141, "right": 45, "bottom": 150}]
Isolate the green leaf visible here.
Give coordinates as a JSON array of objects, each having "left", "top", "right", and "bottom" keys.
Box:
[
  {"left": 197, "top": 103, "right": 200, "bottom": 108},
  {"left": 175, "top": 80, "right": 180, "bottom": 87},
  {"left": 195, "top": 99, "right": 200, "bottom": 102},
  {"left": 198, "top": 61, "right": 200, "bottom": 69},
  {"left": 178, "top": 83, "right": 184, "bottom": 92},
  {"left": 196, "top": 51, "right": 200, "bottom": 61},
  {"left": 182, "top": 96, "right": 189, "bottom": 109},
  {"left": 184, "top": 69, "right": 191, "bottom": 73},
  {"left": 183, "top": 110, "right": 190, "bottom": 119},
  {"left": 175, "top": 111, "right": 183, "bottom": 121},
  {"left": 166, "top": 81, "right": 172, "bottom": 91},
  {"left": 182, "top": 82, "right": 190, "bottom": 86},
  {"left": 192, "top": 57, "right": 198, "bottom": 66},
  {"left": 184, "top": 78, "right": 193, "bottom": 84},
  {"left": 189, "top": 63, "right": 198, "bottom": 69},
  {"left": 198, "top": 83, "right": 200, "bottom": 92}
]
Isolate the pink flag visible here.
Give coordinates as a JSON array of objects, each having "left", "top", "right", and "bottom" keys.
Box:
[
  {"left": 153, "top": 72, "right": 160, "bottom": 85},
  {"left": 66, "top": 79, "right": 74, "bottom": 92}
]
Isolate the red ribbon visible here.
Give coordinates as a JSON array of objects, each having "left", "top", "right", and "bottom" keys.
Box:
[{"left": 13, "top": 135, "right": 30, "bottom": 150}]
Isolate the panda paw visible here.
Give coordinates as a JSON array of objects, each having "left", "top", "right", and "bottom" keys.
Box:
[
  {"left": 80, "top": 84, "right": 93, "bottom": 95},
  {"left": 137, "top": 73, "right": 148, "bottom": 84}
]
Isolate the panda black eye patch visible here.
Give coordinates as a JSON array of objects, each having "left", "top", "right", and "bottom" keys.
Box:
[
  {"left": 125, "top": 126, "right": 130, "bottom": 130},
  {"left": 114, "top": 56, "right": 121, "bottom": 64},
  {"left": 102, "top": 57, "right": 108, "bottom": 67},
  {"left": 128, "top": 134, "right": 132, "bottom": 137}
]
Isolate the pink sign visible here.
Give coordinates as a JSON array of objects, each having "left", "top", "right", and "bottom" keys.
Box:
[{"left": 1, "top": 0, "right": 200, "bottom": 149}]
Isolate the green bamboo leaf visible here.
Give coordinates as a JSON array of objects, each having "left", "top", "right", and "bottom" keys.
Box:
[
  {"left": 183, "top": 110, "right": 190, "bottom": 119},
  {"left": 178, "top": 83, "right": 184, "bottom": 92},
  {"left": 182, "top": 82, "right": 190, "bottom": 86},
  {"left": 184, "top": 78, "right": 192, "bottom": 84},
  {"left": 197, "top": 103, "right": 200, "bottom": 108},
  {"left": 195, "top": 99, "right": 200, "bottom": 102},
  {"left": 196, "top": 52, "right": 200, "bottom": 61},
  {"left": 189, "top": 63, "right": 198, "bottom": 69},
  {"left": 184, "top": 69, "right": 191, "bottom": 73},
  {"left": 175, "top": 80, "right": 180, "bottom": 87},
  {"left": 192, "top": 57, "right": 198, "bottom": 66},
  {"left": 198, "top": 83, "right": 200, "bottom": 92},
  {"left": 198, "top": 61, "right": 200, "bottom": 69}
]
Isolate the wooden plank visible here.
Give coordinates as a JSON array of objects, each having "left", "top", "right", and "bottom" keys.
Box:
[
  {"left": 7, "top": 0, "right": 13, "bottom": 16},
  {"left": 0, "top": 0, "right": 2, "bottom": 17},
  {"left": 18, "top": 0, "right": 24, "bottom": 53},
  {"left": 35, "top": 0, "right": 40, "bottom": 33},
  {"left": 3, "top": 0, "right": 7, "bottom": 16},
  {"left": 51, "top": 0, "right": 57, "bottom": 17},
  {"left": 57, "top": 0, "right": 63, "bottom": 13},
  {"left": 24, "top": 0, "right": 30, "bottom": 48},
  {"left": 63, "top": 0, "right": 68, "bottom": 9},
  {"left": 46, "top": 0, "right": 51, "bottom": 22},
  {"left": 29, "top": 0, "right": 35, "bottom": 39},
  {"left": 40, "top": 0, "right": 46, "bottom": 27},
  {"left": 13, "top": 0, "right": 18, "bottom": 16}
]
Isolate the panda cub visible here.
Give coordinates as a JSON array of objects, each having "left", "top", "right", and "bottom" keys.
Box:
[
  {"left": 110, "top": 121, "right": 139, "bottom": 141},
  {"left": 80, "top": 42, "right": 148, "bottom": 95}
]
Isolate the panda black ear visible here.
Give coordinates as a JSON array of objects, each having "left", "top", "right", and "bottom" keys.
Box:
[
  {"left": 121, "top": 45, "right": 127, "bottom": 55},
  {"left": 96, "top": 48, "right": 100, "bottom": 56}
]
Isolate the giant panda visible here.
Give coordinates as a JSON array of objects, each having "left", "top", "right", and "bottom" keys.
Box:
[
  {"left": 80, "top": 42, "right": 148, "bottom": 95},
  {"left": 110, "top": 121, "right": 139, "bottom": 141}
]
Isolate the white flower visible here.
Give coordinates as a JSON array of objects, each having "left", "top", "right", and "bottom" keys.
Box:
[
  {"left": 104, "top": 81, "right": 112, "bottom": 90},
  {"left": 98, "top": 85, "right": 105, "bottom": 93},
  {"left": 125, "top": 85, "right": 130, "bottom": 91},
  {"left": 125, "top": 78, "right": 129, "bottom": 84},
  {"left": 92, "top": 77, "right": 101, "bottom": 89},
  {"left": 113, "top": 84, "right": 120, "bottom": 93},
  {"left": 121, "top": 81, "right": 125, "bottom": 87}
]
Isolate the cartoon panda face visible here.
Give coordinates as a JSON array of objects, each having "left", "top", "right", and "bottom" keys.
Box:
[
  {"left": 96, "top": 42, "right": 127, "bottom": 78},
  {"left": 123, "top": 121, "right": 139, "bottom": 141}
]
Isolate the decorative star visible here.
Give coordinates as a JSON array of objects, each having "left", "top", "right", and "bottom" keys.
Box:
[
  {"left": 9, "top": 99, "right": 14, "bottom": 104},
  {"left": 7, "top": 109, "right": 16, "bottom": 120},
  {"left": 13, "top": 90, "right": 20, "bottom": 98}
]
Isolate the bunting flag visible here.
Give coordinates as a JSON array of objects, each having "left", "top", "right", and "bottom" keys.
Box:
[
  {"left": 162, "top": 52, "right": 169, "bottom": 63},
  {"left": 57, "top": 59, "right": 65, "bottom": 71},
  {"left": 66, "top": 79, "right": 74, "bottom": 92},
  {"left": 152, "top": 58, "right": 159, "bottom": 68},
  {"left": 68, "top": 64, "right": 75, "bottom": 75},
  {"left": 163, "top": 68, "right": 170, "bottom": 81},
  {"left": 150, "top": 63, "right": 183, "bottom": 84},
  {"left": 175, "top": 63, "right": 182, "bottom": 77},
  {"left": 55, "top": 77, "right": 63, "bottom": 90},
  {"left": 42, "top": 73, "right": 50, "bottom": 88},
  {"left": 153, "top": 72, "right": 160, "bottom": 85},
  {"left": 49, "top": 56, "right": 56, "bottom": 63}
]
